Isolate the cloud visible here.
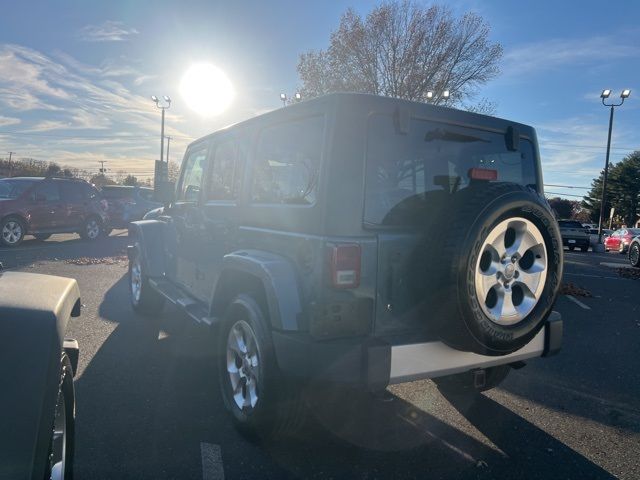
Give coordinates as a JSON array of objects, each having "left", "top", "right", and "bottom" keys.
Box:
[
  {"left": 78, "top": 21, "right": 139, "bottom": 42},
  {"left": 0, "top": 115, "right": 20, "bottom": 127},
  {"left": 502, "top": 34, "right": 640, "bottom": 77},
  {"left": 0, "top": 44, "right": 193, "bottom": 172}
]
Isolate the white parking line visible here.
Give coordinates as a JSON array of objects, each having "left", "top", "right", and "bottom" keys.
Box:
[
  {"left": 201, "top": 443, "right": 225, "bottom": 480},
  {"left": 600, "top": 262, "right": 629, "bottom": 268},
  {"left": 563, "top": 272, "right": 623, "bottom": 280},
  {"left": 565, "top": 295, "right": 591, "bottom": 310}
]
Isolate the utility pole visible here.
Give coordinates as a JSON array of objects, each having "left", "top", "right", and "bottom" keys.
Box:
[
  {"left": 98, "top": 161, "right": 108, "bottom": 175},
  {"left": 151, "top": 95, "right": 171, "bottom": 185},
  {"left": 8, "top": 152, "right": 14, "bottom": 177},
  {"left": 166, "top": 136, "right": 171, "bottom": 164}
]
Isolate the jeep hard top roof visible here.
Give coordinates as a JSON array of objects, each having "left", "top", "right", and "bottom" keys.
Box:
[{"left": 187, "top": 92, "right": 537, "bottom": 150}]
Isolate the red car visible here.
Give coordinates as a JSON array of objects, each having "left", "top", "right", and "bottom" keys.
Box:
[
  {"left": 0, "top": 177, "right": 109, "bottom": 247},
  {"left": 604, "top": 228, "right": 640, "bottom": 253}
]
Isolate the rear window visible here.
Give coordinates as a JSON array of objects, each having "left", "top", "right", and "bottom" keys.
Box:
[
  {"left": 101, "top": 187, "right": 133, "bottom": 199},
  {"left": 558, "top": 221, "right": 584, "bottom": 228},
  {"left": 0, "top": 179, "right": 37, "bottom": 199},
  {"left": 628, "top": 229, "right": 640, "bottom": 236},
  {"left": 364, "top": 115, "right": 538, "bottom": 226}
]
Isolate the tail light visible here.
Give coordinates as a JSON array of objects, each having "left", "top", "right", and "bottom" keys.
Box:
[{"left": 329, "top": 244, "right": 361, "bottom": 289}]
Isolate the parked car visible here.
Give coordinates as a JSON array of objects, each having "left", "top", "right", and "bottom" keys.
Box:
[
  {"left": 628, "top": 235, "right": 640, "bottom": 267},
  {"left": 0, "top": 176, "right": 109, "bottom": 247},
  {"left": 605, "top": 228, "right": 640, "bottom": 253},
  {"left": 558, "top": 219, "right": 590, "bottom": 251},
  {"left": 100, "top": 185, "right": 162, "bottom": 230},
  {"left": 587, "top": 228, "right": 612, "bottom": 246},
  {"left": 142, "top": 206, "right": 164, "bottom": 220},
  {"left": 0, "top": 272, "right": 80, "bottom": 479},
  {"left": 128, "top": 93, "right": 563, "bottom": 438}
]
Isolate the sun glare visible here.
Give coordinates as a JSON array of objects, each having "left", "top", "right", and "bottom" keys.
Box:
[{"left": 180, "top": 63, "right": 234, "bottom": 116}]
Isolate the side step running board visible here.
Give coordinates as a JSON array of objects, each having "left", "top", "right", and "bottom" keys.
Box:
[{"left": 149, "top": 278, "right": 220, "bottom": 327}]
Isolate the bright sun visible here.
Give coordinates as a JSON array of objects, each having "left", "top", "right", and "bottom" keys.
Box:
[{"left": 180, "top": 63, "right": 234, "bottom": 116}]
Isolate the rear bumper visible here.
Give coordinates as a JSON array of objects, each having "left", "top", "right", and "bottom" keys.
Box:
[
  {"left": 562, "top": 237, "right": 589, "bottom": 247},
  {"left": 273, "top": 312, "right": 562, "bottom": 391}
]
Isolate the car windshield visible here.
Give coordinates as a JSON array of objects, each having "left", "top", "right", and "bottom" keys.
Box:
[
  {"left": 558, "top": 221, "right": 584, "bottom": 228},
  {"left": 0, "top": 179, "right": 36, "bottom": 199}
]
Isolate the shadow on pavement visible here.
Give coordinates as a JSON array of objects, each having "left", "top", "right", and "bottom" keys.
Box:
[
  {"left": 75, "top": 277, "right": 615, "bottom": 479},
  {"left": 0, "top": 231, "right": 130, "bottom": 269}
]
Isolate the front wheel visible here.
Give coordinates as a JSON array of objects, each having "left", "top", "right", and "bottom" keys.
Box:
[
  {"left": 629, "top": 243, "right": 640, "bottom": 268},
  {"left": 79, "top": 217, "right": 102, "bottom": 241},
  {"left": 219, "top": 294, "right": 305, "bottom": 440},
  {"left": 568, "top": 245, "right": 575, "bottom": 251},
  {"left": 46, "top": 354, "right": 75, "bottom": 480},
  {"left": 580, "top": 245, "right": 589, "bottom": 252},
  {"left": 129, "top": 247, "right": 165, "bottom": 316}
]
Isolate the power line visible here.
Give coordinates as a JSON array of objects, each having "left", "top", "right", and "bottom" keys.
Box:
[
  {"left": 545, "top": 191, "right": 585, "bottom": 198},
  {"left": 543, "top": 183, "right": 591, "bottom": 190}
]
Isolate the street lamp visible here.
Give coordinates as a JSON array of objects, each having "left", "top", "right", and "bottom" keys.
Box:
[
  {"left": 280, "top": 93, "right": 287, "bottom": 107},
  {"left": 151, "top": 95, "right": 171, "bottom": 174},
  {"left": 596, "top": 89, "right": 631, "bottom": 249},
  {"left": 442, "top": 90, "right": 450, "bottom": 99}
]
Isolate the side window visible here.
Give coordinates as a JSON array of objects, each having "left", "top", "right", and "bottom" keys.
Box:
[
  {"left": 208, "top": 138, "right": 238, "bottom": 201},
  {"left": 251, "top": 116, "right": 324, "bottom": 205},
  {"left": 178, "top": 147, "right": 208, "bottom": 202},
  {"left": 59, "top": 182, "right": 85, "bottom": 202},
  {"left": 31, "top": 182, "right": 60, "bottom": 202}
]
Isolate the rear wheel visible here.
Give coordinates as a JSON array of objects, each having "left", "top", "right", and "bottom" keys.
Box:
[
  {"left": 568, "top": 245, "right": 575, "bottom": 251},
  {"left": 34, "top": 233, "right": 52, "bottom": 241},
  {"left": 129, "top": 247, "right": 165, "bottom": 316},
  {"left": 580, "top": 245, "right": 589, "bottom": 252},
  {"left": 629, "top": 243, "right": 640, "bottom": 268},
  {"left": 0, "top": 216, "right": 26, "bottom": 247},
  {"left": 219, "top": 294, "right": 305, "bottom": 440}
]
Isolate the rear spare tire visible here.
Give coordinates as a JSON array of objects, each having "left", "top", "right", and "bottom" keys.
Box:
[{"left": 417, "top": 183, "right": 562, "bottom": 356}]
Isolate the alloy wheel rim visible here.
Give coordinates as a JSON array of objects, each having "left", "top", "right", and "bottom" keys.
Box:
[
  {"left": 87, "top": 220, "right": 100, "bottom": 239},
  {"left": 475, "top": 217, "right": 548, "bottom": 326},
  {"left": 226, "top": 320, "right": 260, "bottom": 411},
  {"left": 131, "top": 258, "right": 142, "bottom": 303},
  {"left": 49, "top": 390, "right": 66, "bottom": 480},
  {"left": 2, "top": 221, "right": 22, "bottom": 244},
  {"left": 631, "top": 245, "right": 640, "bottom": 266}
]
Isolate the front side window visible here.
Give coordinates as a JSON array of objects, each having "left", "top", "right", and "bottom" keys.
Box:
[
  {"left": 251, "top": 116, "right": 324, "bottom": 205},
  {"left": 59, "top": 182, "right": 87, "bottom": 202},
  {"left": 364, "top": 115, "right": 538, "bottom": 226},
  {"left": 178, "top": 147, "right": 208, "bottom": 202},
  {"left": 208, "top": 138, "right": 238, "bottom": 201}
]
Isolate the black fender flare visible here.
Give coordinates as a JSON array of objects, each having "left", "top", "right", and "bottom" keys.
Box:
[
  {"left": 128, "top": 220, "right": 167, "bottom": 278},
  {"left": 212, "top": 250, "right": 303, "bottom": 331}
]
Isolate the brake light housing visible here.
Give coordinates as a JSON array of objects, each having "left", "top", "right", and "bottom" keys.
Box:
[{"left": 328, "top": 244, "right": 361, "bottom": 289}]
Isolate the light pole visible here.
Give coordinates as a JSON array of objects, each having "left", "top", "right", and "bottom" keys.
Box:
[
  {"left": 596, "top": 89, "right": 631, "bottom": 248},
  {"left": 279, "top": 92, "right": 302, "bottom": 107},
  {"left": 151, "top": 95, "right": 171, "bottom": 179},
  {"left": 165, "top": 136, "right": 171, "bottom": 164}
]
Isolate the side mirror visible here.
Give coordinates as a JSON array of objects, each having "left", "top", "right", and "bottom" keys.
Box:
[{"left": 155, "top": 181, "right": 175, "bottom": 204}]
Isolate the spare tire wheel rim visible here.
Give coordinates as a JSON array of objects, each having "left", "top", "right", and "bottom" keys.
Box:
[{"left": 475, "top": 217, "right": 548, "bottom": 326}]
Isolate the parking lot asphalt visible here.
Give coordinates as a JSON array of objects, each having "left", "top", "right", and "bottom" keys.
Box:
[{"left": 2, "top": 235, "right": 639, "bottom": 480}]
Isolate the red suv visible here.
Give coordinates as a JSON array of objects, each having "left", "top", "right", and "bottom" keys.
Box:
[{"left": 0, "top": 177, "right": 109, "bottom": 247}]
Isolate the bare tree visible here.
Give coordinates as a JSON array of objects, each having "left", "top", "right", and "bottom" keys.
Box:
[{"left": 297, "top": 2, "right": 502, "bottom": 112}]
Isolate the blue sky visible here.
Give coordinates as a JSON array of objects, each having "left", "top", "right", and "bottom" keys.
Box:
[{"left": 0, "top": 0, "right": 638, "bottom": 194}]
